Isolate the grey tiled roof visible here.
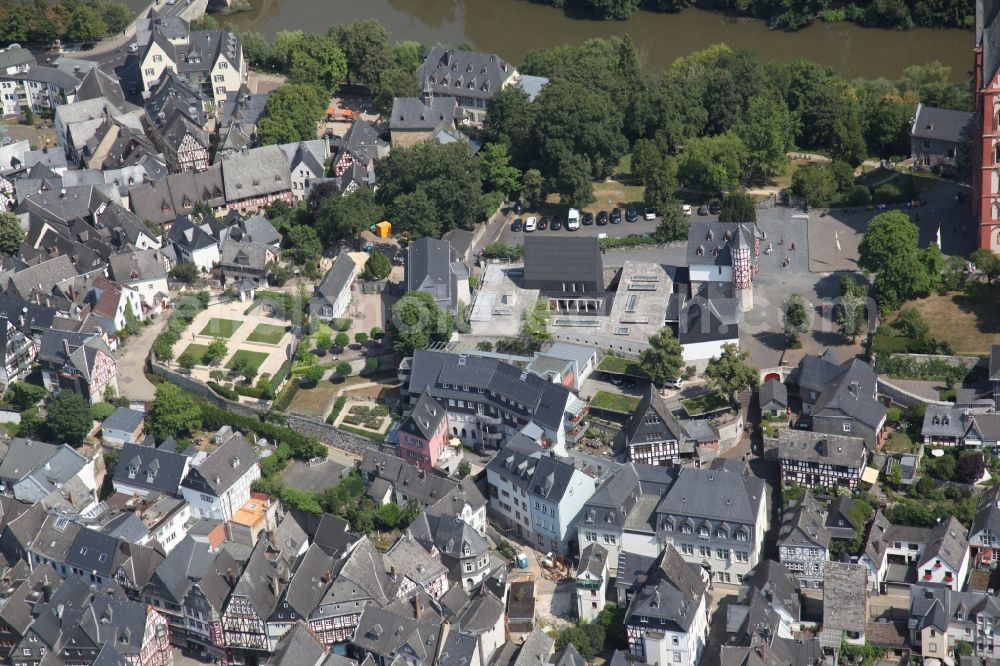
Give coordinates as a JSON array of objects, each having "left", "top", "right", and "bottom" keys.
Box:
[
  {"left": 911, "top": 103, "right": 973, "bottom": 143},
  {"left": 811, "top": 358, "right": 886, "bottom": 431},
  {"left": 405, "top": 237, "right": 460, "bottom": 311},
  {"left": 181, "top": 433, "right": 257, "bottom": 496},
  {"left": 822, "top": 562, "right": 868, "bottom": 633},
  {"left": 576, "top": 543, "right": 608, "bottom": 579},
  {"left": 777, "top": 429, "right": 867, "bottom": 469},
  {"left": 922, "top": 404, "right": 967, "bottom": 438},
  {"left": 624, "top": 546, "right": 708, "bottom": 632},
  {"left": 309, "top": 251, "right": 356, "bottom": 315},
  {"left": 656, "top": 467, "right": 765, "bottom": 527},
  {"left": 416, "top": 48, "right": 517, "bottom": 101},
  {"left": 625, "top": 384, "right": 682, "bottom": 448},
  {"left": 113, "top": 442, "right": 188, "bottom": 496},
  {"left": 351, "top": 605, "right": 442, "bottom": 661},
  {"left": 486, "top": 447, "right": 580, "bottom": 504},
  {"left": 221, "top": 145, "right": 292, "bottom": 201},
  {"left": 686, "top": 221, "right": 756, "bottom": 267},
  {"left": 389, "top": 96, "right": 457, "bottom": 132},
  {"left": 778, "top": 492, "right": 830, "bottom": 549},
  {"left": 398, "top": 390, "right": 446, "bottom": 441},
  {"left": 522, "top": 235, "right": 603, "bottom": 292},
  {"left": 760, "top": 378, "right": 787, "bottom": 408},
  {"left": 918, "top": 515, "right": 968, "bottom": 572}
]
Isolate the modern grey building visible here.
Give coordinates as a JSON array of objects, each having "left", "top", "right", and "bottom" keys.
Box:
[{"left": 523, "top": 236, "right": 605, "bottom": 314}]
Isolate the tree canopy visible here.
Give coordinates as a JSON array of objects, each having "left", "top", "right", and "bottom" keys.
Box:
[
  {"left": 390, "top": 291, "right": 453, "bottom": 357},
  {"left": 0, "top": 213, "right": 25, "bottom": 256},
  {"left": 858, "top": 211, "right": 934, "bottom": 309},
  {"left": 705, "top": 343, "right": 758, "bottom": 398},
  {"left": 148, "top": 384, "right": 203, "bottom": 441},
  {"left": 639, "top": 329, "right": 684, "bottom": 385},
  {"left": 258, "top": 83, "right": 327, "bottom": 146},
  {"left": 45, "top": 392, "right": 92, "bottom": 446}
]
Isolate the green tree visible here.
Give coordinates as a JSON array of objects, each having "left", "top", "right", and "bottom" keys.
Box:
[
  {"left": 0, "top": 213, "right": 25, "bottom": 256},
  {"left": 971, "top": 248, "right": 1000, "bottom": 285},
  {"left": 282, "top": 33, "right": 347, "bottom": 92},
  {"left": 836, "top": 275, "right": 868, "bottom": 341},
  {"left": 485, "top": 86, "right": 533, "bottom": 164},
  {"left": 44, "top": 392, "right": 92, "bottom": 446},
  {"left": 372, "top": 66, "right": 420, "bottom": 116},
  {"left": 328, "top": 20, "right": 391, "bottom": 85},
  {"left": 177, "top": 350, "right": 198, "bottom": 370},
  {"left": 457, "top": 460, "right": 472, "bottom": 478},
  {"left": 101, "top": 3, "right": 133, "bottom": 33},
  {"left": 8, "top": 382, "right": 46, "bottom": 410},
  {"left": 231, "top": 357, "right": 258, "bottom": 383},
  {"left": 303, "top": 365, "right": 325, "bottom": 386},
  {"left": 258, "top": 83, "right": 327, "bottom": 145},
  {"left": 148, "top": 384, "right": 203, "bottom": 440},
  {"left": 361, "top": 251, "right": 392, "bottom": 281},
  {"left": 551, "top": 151, "right": 595, "bottom": 209},
  {"left": 370, "top": 326, "right": 384, "bottom": 340},
  {"left": 67, "top": 4, "right": 107, "bottom": 42},
  {"left": 315, "top": 187, "right": 384, "bottom": 245},
  {"left": 285, "top": 224, "right": 323, "bottom": 266},
  {"left": 363, "top": 356, "right": 380, "bottom": 374},
  {"left": 678, "top": 133, "right": 747, "bottom": 195},
  {"left": 718, "top": 193, "right": 756, "bottom": 223},
  {"left": 375, "top": 502, "right": 401, "bottom": 530},
  {"left": 480, "top": 143, "right": 522, "bottom": 194},
  {"left": 651, "top": 202, "right": 689, "bottom": 242},
  {"left": 632, "top": 138, "right": 665, "bottom": 185},
  {"left": 639, "top": 329, "right": 684, "bottom": 385},
  {"left": 236, "top": 29, "right": 271, "bottom": 67},
  {"left": 392, "top": 41, "right": 424, "bottom": 72},
  {"left": 334, "top": 332, "right": 350, "bottom": 350},
  {"left": 169, "top": 262, "right": 199, "bottom": 284},
  {"left": 898, "top": 61, "right": 971, "bottom": 110},
  {"left": 705, "top": 343, "right": 758, "bottom": 399},
  {"left": 315, "top": 332, "right": 332, "bottom": 354},
  {"left": 736, "top": 95, "right": 794, "bottom": 181},
  {"left": 781, "top": 294, "right": 809, "bottom": 344},
  {"left": 390, "top": 291, "right": 453, "bottom": 357},
  {"left": 335, "top": 361, "right": 352, "bottom": 378},
  {"left": 203, "top": 338, "right": 228, "bottom": 365},
  {"left": 521, "top": 168, "right": 543, "bottom": 209},
  {"left": 355, "top": 332, "right": 368, "bottom": 345},
  {"left": 554, "top": 621, "right": 606, "bottom": 661},
  {"left": 858, "top": 211, "right": 931, "bottom": 309},
  {"left": 791, "top": 162, "right": 838, "bottom": 206}
]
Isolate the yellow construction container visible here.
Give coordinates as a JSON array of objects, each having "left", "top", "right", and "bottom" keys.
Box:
[{"left": 374, "top": 221, "right": 391, "bottom": 238}]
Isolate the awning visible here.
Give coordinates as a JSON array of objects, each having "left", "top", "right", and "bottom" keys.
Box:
[
  {"left": 449, "top": 437, "right": 462, "bottom": 448},
  {"left": 861, "top": 466, "right": 880, "bottom": 485}
]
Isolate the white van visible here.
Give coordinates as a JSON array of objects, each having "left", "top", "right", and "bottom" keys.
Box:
[{"left": 567, "top": 208, "right": 580, "bottom": 230}]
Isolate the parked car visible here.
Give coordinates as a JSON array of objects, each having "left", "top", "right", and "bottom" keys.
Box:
[
  {"left": 566, "top": 215, "right": 580, "bottom": 231},
  {"left": 697, "top": 205, "right": 709, "bottom": 216},
  {"left": 681, "top": 204, "right": 692, "bottom": 216},
  {"left": 709, "top": 201, "right": 722, "bottom": 215},
  {"left": 537, "top": 217, "right": 549, "bottom": 230},
  {"left": 511, "top": 218, "right": 523, "bottom": 232},
  {"left": 665, "top": 377, "right": 684, "bottom": 389},
  {"left": 127, "top": 42, "right": 139, "bottom": 54},
  {"left": 582, "top": 212, "right": 594, "bottom": 225},
  {"left": 626, "top": 206, "right": 638, "bottom": 223},
  {"left": 551, "top": 216, "right": 563, "bottom": 230},
  {"left": 596, "top": 211, "right": 609, "bottom": 226},
  {"left": 610, "top": 208, "right": 622, "bottom": 224},
  {"left": 644, "top": 207, "right": 657, "bottom": 220},
  {"left": 524, "top": 216, "right": 537, "bottom": 232},
  {"left": 513, "top": 201, "right": 525, "bottom": 215}
]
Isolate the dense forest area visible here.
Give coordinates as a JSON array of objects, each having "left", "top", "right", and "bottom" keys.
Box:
[
  {"left": 0, "top": 0, "right": 134, "bottom": 44},
  {"left": 533, "top": 0, "right": 972, "bottom": 30}
]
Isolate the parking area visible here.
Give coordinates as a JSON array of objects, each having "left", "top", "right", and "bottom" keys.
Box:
[{"left": 498, "top": 210, "right": 717, "bottom": 246}]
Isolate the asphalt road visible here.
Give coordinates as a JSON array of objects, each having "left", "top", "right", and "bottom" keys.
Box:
[{"left": 498, "top": 211, "right": 718, "bottom": 246}]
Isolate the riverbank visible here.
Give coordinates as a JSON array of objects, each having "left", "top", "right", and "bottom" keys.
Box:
[{"left": 214, "top": 0, "right": 971, "bottom": 82}]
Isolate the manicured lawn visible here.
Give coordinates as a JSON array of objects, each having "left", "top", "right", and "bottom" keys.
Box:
[
  {"left": 225, "top": 350, "right": 269, "bottom": 372},
  {"left": 199, "top": 318, "right": 243, "bottom": 338},
  {"left": 590, "top": 390, "right": 641, "bottom": 413},
  {"left": 884, "top": 431, "right": 915, "bottom": 454},
  {"left": 247, "top": 323, "right": 288, "bottom": 345},
  {"left": 681, "top": 392, "right": 730, "bottom": 416},
  {"left": 906, "top": 288, "right": 1000, "bottom": 355},
  {"left": 181, "top": 343, "right": 210, "bottom": 363},
  {"left": 287, "top": 380, "right": 339, "bottom": 417},
  {"left": 597, "top": 354, "right": 647, "bottom": 377}
]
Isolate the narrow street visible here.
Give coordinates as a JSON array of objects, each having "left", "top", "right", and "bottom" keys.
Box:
[{"left": 116, "top": 316, "right": 167, "bottom": 402}]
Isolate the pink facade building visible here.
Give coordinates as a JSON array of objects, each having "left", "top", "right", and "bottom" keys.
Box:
[{"left": 398, "top": 391, "right": 448, "bottom": 471}]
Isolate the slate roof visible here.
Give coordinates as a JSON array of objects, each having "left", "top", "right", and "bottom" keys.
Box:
[
  {"left": 550, "top": 644, "right": 586, "bottom": 666},
  {"left": 7, "top": 255, "right": 81, "bottom": 300},
  {"left": 280, "top": 544, "right": 335, "bottom": 620},
  {"left": 655, "top": 467, "right": 765, "bottom": 527},
  {"left": 181, "top": 433, "right": 257, "bottom": 496},
  {"left": 577, "top": 543, "right": 608, "bottom": 579},
  {"left": 911, "top": 103, "right": 973, "bottom": 143},
  {"left": 522, "top": 235, "right": 604, "bottom": 292},
  {"left": 486, "top": 447, "right": 580, "bottom": 503},
  {"left": 312, "top": 514, "right": 360, "bottom": 558},
  {"left": 438, "top": 630, "right": 477, "bottom": 666},
  {"left": 108, "top": 248, "right": 168, "bottom": 284},
  {"left": 389, "top": 96, "right": 458, "bottom": 132},
  {"left": 13, "top": 444, "right": 88, "bottom": 503},
  {"left": 309, "top": 251, "right": 356, "bottom": 314},
  {"left": 221, "top": 145, "right": 292, "bottom": 201},
  {"left": 145, "top": 70, "right": 208, "bottom": 127},
  {"left": 37, "top": 329, "right": 113, "bottom": 383},
  {"left": 990, "top": 344, "right": 1000, "bottom": 381},
  {"left": 972, "top": 484, "right": 1000, "bottom": 540},
  {"left": 408, "top": 510, "right": 489, "bottom": 570},
  {"left": 778, "top": 492, "right": 830, "bottom": 549},
  {"left": 405, "top": 237, "right": 461, "bottom": 310},
  {"left": 760, "top": 378, "right": 787, "bottom": 409},
  {"left": 351, "top": 605, "right": 442, "bottom": 661},
  {"left": 822, "top": 562, "right": 868, "bottom": 633},
  {"left": 624, "top": 546, "right": 708, "bottom": 632},
  {"left": 511, "top": 627, "right": 554, "bottom": 666},
  {"left": 825, "top": 496, "right": 863, "bottom": 540},
  {"left": 678, "top": 295, "right": 739, "bottom": 345},
  {"left": 0, "top": 438, "right": 57, "bottom": 485},
  {"left": 398, "top": 390, "right": 446, "bottom": 441},
  {"left": 740, "top": 559, "right": 801, "bottom": 623},
  {"left": 270, "top": 620, "right": 328, "bottom": 665},
  {"left": 65, "top": 528, "right": 124, "bottom": 578},
  {"left": 129, "top": 163, "right": 225, "bottom": 223},
  {"left": 922, "top": 404, "right": 967, "bottom": 439},
  {"left": 918, "top": 515, "right": 968, "bottom": 572},
  {"left": 624, "top": 384, "right": 682, "bottom": 448},
  {"left": 427, "top": 477, "right": 487, "bottom": 519},
  {"left": 811, "top": 358, "right": 886, "bottom": 431},
  {"left": 336, "top": 118, "right": 386, "bottom": 168},
  {"left": 573, "top": 463, "right": 676, "bottom": 532},
  {"left": 798, "top": 350, "right": 842, "bottom": 399},
  {"left": 407, "top": 350, "right": 573, "bottom": 431},
  {"left": 113, "top": 442, "right": 188, "bottom": 496},
  {"left": 384, "top": 532, "right": 448, "bottom": 589},
  {"left": 416, "top": 48, "right": 517, "bottom": 101},
  {"left": 777, "top": 429, "right": 868, "bottom": 469},
  {"left": 686, "top": 221, "right": 756, "bottom": 267}
]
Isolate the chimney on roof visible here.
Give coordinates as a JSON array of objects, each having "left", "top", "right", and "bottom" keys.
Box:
[
  {"left": 62, "top": 338, "right": 70, "bottom": 357},
  {"left": 225, "top": 567, "right": 236, "bottom": 588}
]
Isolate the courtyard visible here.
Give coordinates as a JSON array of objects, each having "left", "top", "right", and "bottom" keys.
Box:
[{"left": 171, "top": 300, "right": 296, "bottom": 383}]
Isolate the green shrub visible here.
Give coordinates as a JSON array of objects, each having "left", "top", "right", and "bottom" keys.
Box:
[
  {"left": 207, "top": 382, "right": 239, "bottom": 400},
  {"left": 236, "top": 385, "right": 266, "bottom": 399},
  {"left": 272, "top": 378, "right": 300, "bottom": 412},
  {"left": 873, "top": 183, "right": 903, "bottom": 204},
  {"left": 91, "top": 402, "right": 116, "bottom": 421},
  {"left": 846, "top": 185, "right": 871, "bottom": 206},
  {"left": 331, "top": 318, "right": 352, "bottom": 331},
  {"left": 327, "top": 396, "right": 347, "bottom": 424}
]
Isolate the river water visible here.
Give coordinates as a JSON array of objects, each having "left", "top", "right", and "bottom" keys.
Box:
[{"left": 213, "top": 0, "right": 971, "bottom": 82}]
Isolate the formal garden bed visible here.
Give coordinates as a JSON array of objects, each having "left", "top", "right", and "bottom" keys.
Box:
[
  {"left": 590, "top": 390, "right": 640, "bottom": 414},
  {"left": 199, "top": 318, "right": 243, "bottom": 338},
  {"left": 247, "top": 323, "right": 289, "bottom": 345},
  {"left": 225, "top": 350, "right": 269, "bottom": 373}
]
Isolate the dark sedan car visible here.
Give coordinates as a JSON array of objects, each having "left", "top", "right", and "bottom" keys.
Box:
[
  {"left": 709, "top": 202, "right": 722, "bottom": 215},
  {"left": 596, "top": 211, "right": 609, "bottom": 226},
  {"left": 582, "top": 212, "right": 594, "bottom": 226},
  {"left": 538, "top": 217, "right": 549, "bottom": 230},
  {"left": 511, "top": 218, "right": 523, "bottom": 232},
  {"left": 551, "top": 216, "right": 563, "bottom": 230},
  {"left": 610, "top": 208, "right": 622, "bottom": 224},
  {"left": 625, "top": 206, "right": 638, "bottom": 223},
  {"left": 697, "top": 206, "right": 709, "bottom": 216}
]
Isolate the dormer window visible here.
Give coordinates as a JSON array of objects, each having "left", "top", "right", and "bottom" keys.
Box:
[
  {"left": 698, "top": 527, "right": 709, "bottom": 537},
  {"left": 716, "top": 530, "right": 728, "bottom": 539},
  {"left": 127, "top": 465, "right": 137, "bottom": 479}
]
